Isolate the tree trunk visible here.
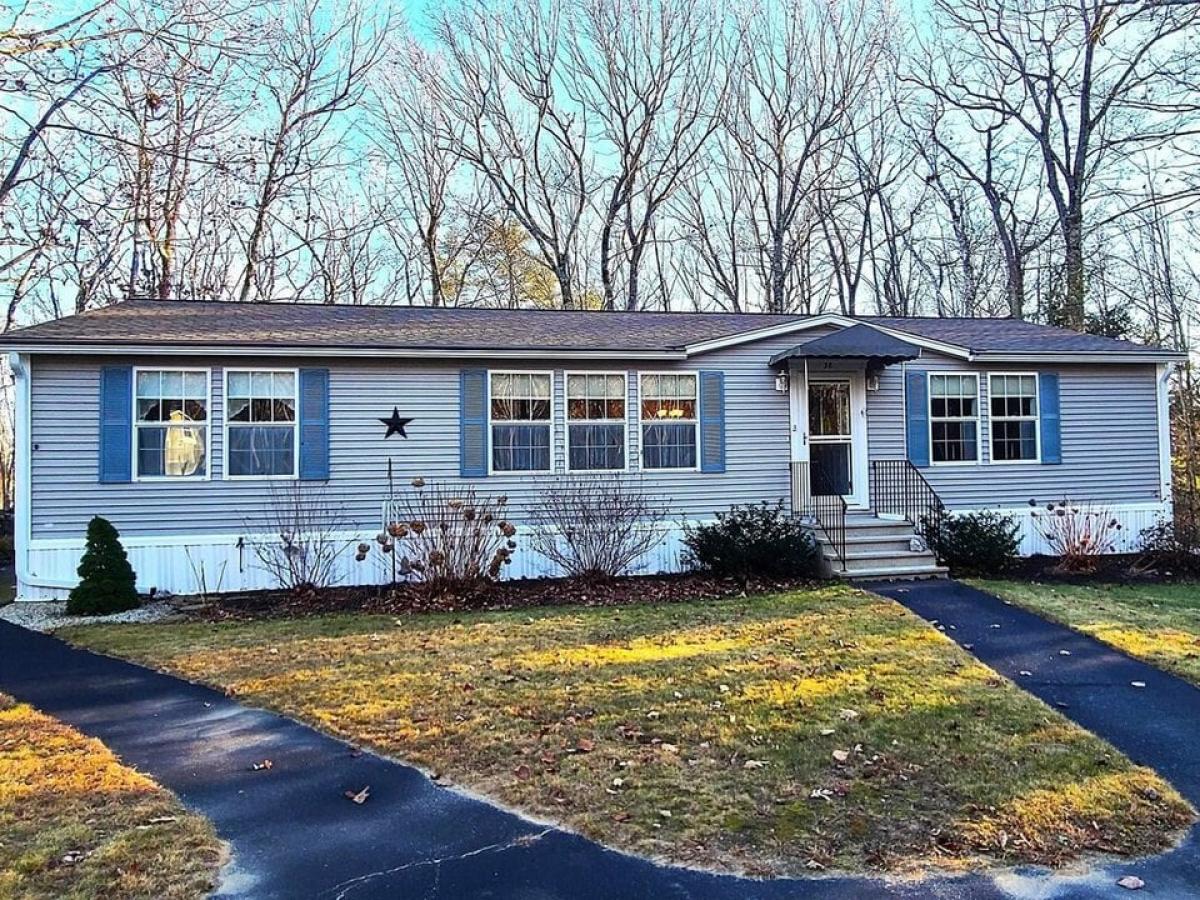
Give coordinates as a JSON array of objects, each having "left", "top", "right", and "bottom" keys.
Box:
[{"left": 1062, "top": 202, "right": 1086, "bottom": 329}]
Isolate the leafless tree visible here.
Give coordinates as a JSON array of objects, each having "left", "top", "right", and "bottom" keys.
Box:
[
  {"left": 234, "top": 0, "right": 387, "bottom": 304},
  {"left": 566, "top": 0, "right": 726, "bottom": 310},
  {"left": 912, "top": 0, "right": 1200, "bottom": 328},
  {"left": 723, "top": 0, "right": 887, "bottom": 313},
  {"left": 429, "top": 0, "right": 593, "bottom": 309}
]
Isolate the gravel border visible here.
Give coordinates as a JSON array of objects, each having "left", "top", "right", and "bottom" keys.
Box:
[{"left": 0, "top": 600, "right": 180, "bottom": 633}]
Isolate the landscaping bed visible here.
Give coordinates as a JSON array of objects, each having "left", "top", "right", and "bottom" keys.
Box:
[
  {"left": 0, "top": 692, "right": 222, "bottom": 899},
  {"left": 62, "top": 585, "right": 1192, "bottom": 878},
  {"left": 973, "top": 579, "right": 1200, "bottom": 687},
  {"left": 175, "top": 572, "right": 814, "bottom": 621}
]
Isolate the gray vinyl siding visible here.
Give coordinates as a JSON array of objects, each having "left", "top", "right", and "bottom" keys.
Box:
[
  {"left": 29, "top": 335, "right": 819, "bottom": 538},
  {"left": 27, "top": 333, "right": 1162, "bottom": 541},
  {"left": 867, "top": 355, "right": 1162, "bottom": 507}
]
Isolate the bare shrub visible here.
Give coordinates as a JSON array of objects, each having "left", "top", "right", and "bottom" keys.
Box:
[
  {"left": 248, "top": 482, "right": 351, "bottom": 591},
  {"left": 529, "top": 475, "right": 668, "bottom": 581},
  {"left": 360, "top": 478, "right": 517, "bottom": 597},
  {"left": 1030, "top": 498, "right": 1123, "bottom": 572}
]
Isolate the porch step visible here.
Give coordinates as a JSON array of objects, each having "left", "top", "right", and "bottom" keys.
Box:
[
  {"left": 808, "top": 511, "right": 947, "bottom": 581},
  {"left": 837, "top": 563, "right": 949, "bottom": 581}
]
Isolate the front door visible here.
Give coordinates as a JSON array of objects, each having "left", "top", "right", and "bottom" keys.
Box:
[{"left": 808, "top": 379, "right": 854, "bottom": 501}]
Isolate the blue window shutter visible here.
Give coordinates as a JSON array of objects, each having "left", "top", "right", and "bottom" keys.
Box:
[
  {"left": 905, "top": 370, "right": 930, "bottom": 468},
  {"left": 1039, "top": 372, "right": 1062, "bottom": 464},
  {"left": 99, "top": 366, "right": 132, "bottom": 483},
  {"left": 298, "top": 368, "right": 330, "bottom": 480},
  {"left": 699, "top": 370, "right": 726, "bottom": 473},
  {"left": 460, "top": 369, "right": 487, "bottom": 477}
]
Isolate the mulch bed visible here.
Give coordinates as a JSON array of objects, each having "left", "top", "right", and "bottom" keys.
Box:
[
  {"left": 1000, "top": 553, "right": 1192, "bottom": 586},
  {"left": 177, "top": 573, "right": 820, "bottom": 622}
]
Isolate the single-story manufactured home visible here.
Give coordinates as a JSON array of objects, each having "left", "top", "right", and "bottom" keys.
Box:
[{"left": 2, "top": 301, "right": 1185, "bottom": 598}]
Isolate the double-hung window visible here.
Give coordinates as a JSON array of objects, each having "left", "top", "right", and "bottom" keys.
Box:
[
  {"left": 640, "top": 373, "right": 697, "bottom": 470},
  {"left": 490, "top": 372, "right": 552, "bottom": 472},
  {"left": 226, "top": 370, "right": 298, "bottom": 478},
  {"left": 566, "top": 373, "right": 626, "bottom": 471},
  {"left": 989, "top": 374, "right": 1039, "bottom": 462},
  {"left": 929, "top": 373, "right": 979, "bottom": 464},
  {"left": 134, "top": 369, "right": 209, "bottom": 479}
]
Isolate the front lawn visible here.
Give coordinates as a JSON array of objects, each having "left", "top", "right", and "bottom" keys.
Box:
[
  {"left": 63, "top": 587, "right": 1191, "bottom": 877},
  {"left": 974, "top": 579, "right": 1200, "bottom": 686},
  {"left": 0, "top": 693, "right": 222, "bottom": 899}
]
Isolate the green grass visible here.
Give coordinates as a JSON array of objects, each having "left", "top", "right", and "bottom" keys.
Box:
[
  {"left": 974, "top": 579, "right": 1200, "bottom": 686},
  {"left": 62, "top": 586, "right": 1192, "bottom": 878},
  {"left": 0, "top": 693, "right": 223, "bottom": 899}
]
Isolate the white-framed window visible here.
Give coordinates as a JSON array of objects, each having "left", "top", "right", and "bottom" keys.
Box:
[
  {"left": 989, "top": 373, "right": 1039, "bottom": 463},
  {"left": 134, "top": 368, "right": 210, "bottom": 479},
  {"left": 566, "top": 372, "right": 627, "bottom": 471},
  {"left": 929, "top": 373, "right": 979, "bottom": 464},
  {"left": 225, "top": 369, "right": 299, "bottom": 478},
  {"left": 489, "top": 371, "right": 553, "bottom": 472},
  {"left": 639, "top": 372, "right": 698, "bottom": 470}
]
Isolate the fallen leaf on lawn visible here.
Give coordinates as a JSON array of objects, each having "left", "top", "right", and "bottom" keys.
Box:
[
  {"left": 572, "top": 738, "right": 596, "bottom": 753},
  {"left": 514, "top": 764, "right": 532, "bottom": 781},
  {"left": 613, "top": 812, "right": 631, "bottom": 822},
  {"left": 718, "top": 684, "right": 730, "bottom": 693},
  {"left": 344, "top": 786, "right": 370, "bottom": 804},
  {"left": 832, "top": 749, "right": 850, "bottom": 763},
  {"left": 819, "top": 728, "right": 836, "bottom": 736},
  {"left": 743, "top": 759, "right": 767, "bottom": 769},
  {"left": 249, "top": 759, "right": 273, "bottom": 772},
  {"left": 838, "top": 708, "right": 859, "bottom": 721},
  {"left": 1116, "top": 875, "right": 1145, "bottom": 890},
  {"left": 658, "top": 809, "right": 672, "bottom": 818}
]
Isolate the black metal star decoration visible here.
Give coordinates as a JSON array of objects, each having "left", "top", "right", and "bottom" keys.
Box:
[{"left": 379, "top": 407, "right": 413, "bottom": 439}]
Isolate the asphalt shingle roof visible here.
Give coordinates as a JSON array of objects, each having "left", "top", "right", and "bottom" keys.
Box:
[{"left": 0, "top": 300, "right": 1177, "bottom": 357}]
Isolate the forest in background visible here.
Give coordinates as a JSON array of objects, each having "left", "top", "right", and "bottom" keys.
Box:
[{"left": 0, "top": 0, "right": 1197, "bottom": 526}]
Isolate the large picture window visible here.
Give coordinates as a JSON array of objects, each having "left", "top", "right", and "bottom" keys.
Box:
[
  {"left": 566, "top": 373, "right": 626, "bottom": 471},
  {"left": 134, "top": 369, "right": 208, "bottom": 478},
  {"left": 989, "top": 373, "right": 1039, "bottom": 462},
  {"left": 226, "top": 370, "right": 298, "bottom": 478},
  {"left": 929, "top": 373, "right": 979, "bottom": 464},
  {"left": 490, "top": 372, "right": 552, "bottom": 472},
  {"left": 640, "top": 373, "right": 697, "bottom": 470}
]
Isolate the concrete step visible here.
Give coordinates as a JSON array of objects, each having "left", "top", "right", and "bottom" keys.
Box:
[
  {"left": 825, "top": 547, "right": 936, "bottom": 564},
  {"left": 840, "top": 535, "right": 922, "bottom": 553},
  {"left": 836, "top": 563, "right": 949, "bottom": 581},
  {"left": 833, "top": 522, "right": 919, "bottom": 540}
]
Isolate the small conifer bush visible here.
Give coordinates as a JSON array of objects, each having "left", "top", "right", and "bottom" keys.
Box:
[{"left": 67, "top": 516, "right": 139, "bottom": 615}]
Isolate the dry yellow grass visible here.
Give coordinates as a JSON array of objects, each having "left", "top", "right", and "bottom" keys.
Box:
[
  {"left": 64, "top": 586, "right": 1193, "bottom": 877},
  {"left": 973, "top": 580, "right": 1200, "bottom": 686},
  {"left": 0, "top": 693, "right": 222, "bottom": 899}
]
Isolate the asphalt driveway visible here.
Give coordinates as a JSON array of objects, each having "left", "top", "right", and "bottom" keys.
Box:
[{"left": 3, "top": 583, "right": 1200, "bottom": 899}]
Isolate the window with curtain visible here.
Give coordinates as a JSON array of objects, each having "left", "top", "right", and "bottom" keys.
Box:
[
  {"left": 490, "top": 372, "right": 552, "bottom": 472},
  {"left": 566, "top": 373, "right": 626, "bottom": 470},
  {"left": 990, "top": 374, "right": 1039, "bottom": 462},
  {"left": 135, "top": 369, "right": 208, "bottom": 478},
  {"left": 640, "top": 373, "right": 697, "bottom": 470},
  {"left": 929, "top": 373, "right": 979, "bottom": 463},
  {"left": 226, "top": 370, "right": 297, "bottom": 477}
]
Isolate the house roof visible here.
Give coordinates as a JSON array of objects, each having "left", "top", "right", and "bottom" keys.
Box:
[
  {"left": 769, "top": 324, "right": 923, "bottom": 367},
  {"left": 0, "top": 300, "right": 1183, "bottom": 362}
]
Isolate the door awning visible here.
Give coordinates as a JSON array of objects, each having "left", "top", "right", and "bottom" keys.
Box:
[{"left": 769, "top": 324, "right": 922, "bottom": 368}]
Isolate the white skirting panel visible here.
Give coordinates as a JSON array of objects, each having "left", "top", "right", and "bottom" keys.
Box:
[
  {"left": 17, "top": 522, "right": 694, "bottom": 602},
  {"left": 16, "top": 502, "right": 1171, "bottom": 601},
  {"left": 949, "top": 501, "right": 1171, "bottom": 557}
]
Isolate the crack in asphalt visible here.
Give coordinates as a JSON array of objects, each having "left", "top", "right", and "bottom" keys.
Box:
[{"left": 323, "top": 828, "right": 555, "bottom": 900}]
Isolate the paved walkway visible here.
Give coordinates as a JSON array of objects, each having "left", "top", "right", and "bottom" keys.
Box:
[{"left": 1, "top": 584, "right": 1199, "bottom": 899}]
